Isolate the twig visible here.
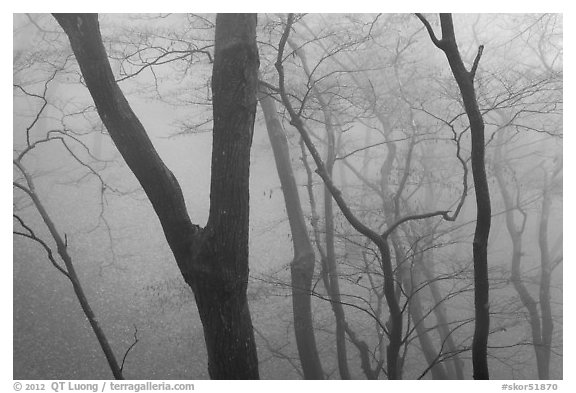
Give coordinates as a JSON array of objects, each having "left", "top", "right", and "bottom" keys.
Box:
[{"left": 120, "top": 325, "right": 139, "bottom": 373}]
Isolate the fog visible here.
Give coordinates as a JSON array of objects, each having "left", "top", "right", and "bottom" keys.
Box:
[{"left": 13, "top": 13, "right": 562, "bottom": 381}]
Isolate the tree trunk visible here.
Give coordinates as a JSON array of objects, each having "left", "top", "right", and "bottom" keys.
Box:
[
  {"left": 494, "top": 129, "right": 547, "bottom": 379},
  {"left": 324, "top": 157, "right": 351, "bottom": 380},
  {"left": 440, "top": 15, "right": 491, "bottom": 380},
  {"left": 54, "top": 13, "right": 260, "bottom": 379},
  {"left": 189, "top": 15, "right": 260, "bottom": 379},
  {"left": 258, "top": 82, "right": 324, "bottom": 379},
  {"left": 289, "top": 39, "right": 351, "bottom": 379},
  {"left": 538, "top": 183, "right": 553, "bottom": 380}
]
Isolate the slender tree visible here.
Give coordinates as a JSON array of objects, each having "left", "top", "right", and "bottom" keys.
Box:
[
  {"left": 416, "top": 13, "right": 491, "bottom": 379},
  {"left": 13, "top": 162, "right": 124, "bottom": 380},
  {"left": 536, "top": 158, "right": 561, "bottom": 379},
  {"left": 258, "top": 81, "right": 325, "bottom": 379}
]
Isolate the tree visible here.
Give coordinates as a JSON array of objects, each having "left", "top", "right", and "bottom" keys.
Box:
[
  {"left": 14, "top": 15, "right": 129, "bottom": 379},
  {"left": 52, "top": 13, "right": 260, "bottom": 379},
  {"left": 13, "top": 163, "right": 126, "bottom": 380},
  {"left": 416, "top": 13, "right": 492, "bottom": 379},
  {"left": 494, "top": 119, "right": 561, "bottom": 379},
  {"left": 258, "top": 81, "right": 325, "bottom": 379}
]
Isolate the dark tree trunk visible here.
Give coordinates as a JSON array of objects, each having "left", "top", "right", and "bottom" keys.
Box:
[
  {"left": 377, "top": 240, "right": 403, "bottom": 380},
  {"left": 375, "top": 129, "right": 404, "bottom": 380},
  {"left": 417, "top": 13, "right": 491, "bottom": 379},
  {"left": 258, "top": 82, "right": 324, "bottom": 379},
  {"left": 189, "top": 14, "right": 260, "bottom": 378},
  {"left": 440, "top": 15, "right": 491, "bottom": 380},
  {"left": 53, "top": 13, "right": 260, "bottom": 379}
]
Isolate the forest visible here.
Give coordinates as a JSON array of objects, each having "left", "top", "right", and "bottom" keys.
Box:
[{"left": 13, "top": 13, "right": 562, "bottom": 380}]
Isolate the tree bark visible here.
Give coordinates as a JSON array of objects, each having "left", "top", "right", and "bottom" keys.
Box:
[
  {"left": 258, "top": 82, "right": 324, "bottom": 379},
  {"left": 53, "top": 13, "right": 260, "bottom": 379}
]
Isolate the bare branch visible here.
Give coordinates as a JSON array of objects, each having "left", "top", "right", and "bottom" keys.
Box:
[
  {"left": 13, "top": 214, "right": 70, "bottom": 278},
  {"left": 120, "top": 325, "right": 139, "bottom": 373},
  {"left": 415, "top": 14, "right": 443, "bottom": 48},
  {"left": 470, "top": 45, "right": 485, "bottom": 80},
  {"left": 14, "top": 158, "right": 124, "bottom": 379},
  {"left": 382, "top": 211, "right": 451, "bottom": 239}
]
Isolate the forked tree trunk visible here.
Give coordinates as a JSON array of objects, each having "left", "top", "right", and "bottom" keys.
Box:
[{"left": 54, "top": 13, "right": 260, "bottom": 379}]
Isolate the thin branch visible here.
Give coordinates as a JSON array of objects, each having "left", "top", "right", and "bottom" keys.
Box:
[
  {"left": 120, "top": 325, "right": 139, "bottom": 373},
  {"left": 253, "top": 327, "right": 305, "bottom": 378},
  {"left": 382, "top": 211, "right": 451, "bottom": 239},
  {"left": 258, "top": 79, "right": 280, "bottom": 93},
  {"left": 13, "top": 158, "right": 124, "bottom": 379},
  {"left": 336, "top": 136, "right": 411, "bottom": 161},
  {"left": 13, "top": 214, "right": 70, "bottom": 278}
]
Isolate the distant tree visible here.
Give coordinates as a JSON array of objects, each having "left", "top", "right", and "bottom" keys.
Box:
[
  {"left": 494, "top": 118, "right": 562, "bottom": 380},
  {"left": 258, "top": 80, "right": 325, "bottom": 379}
]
